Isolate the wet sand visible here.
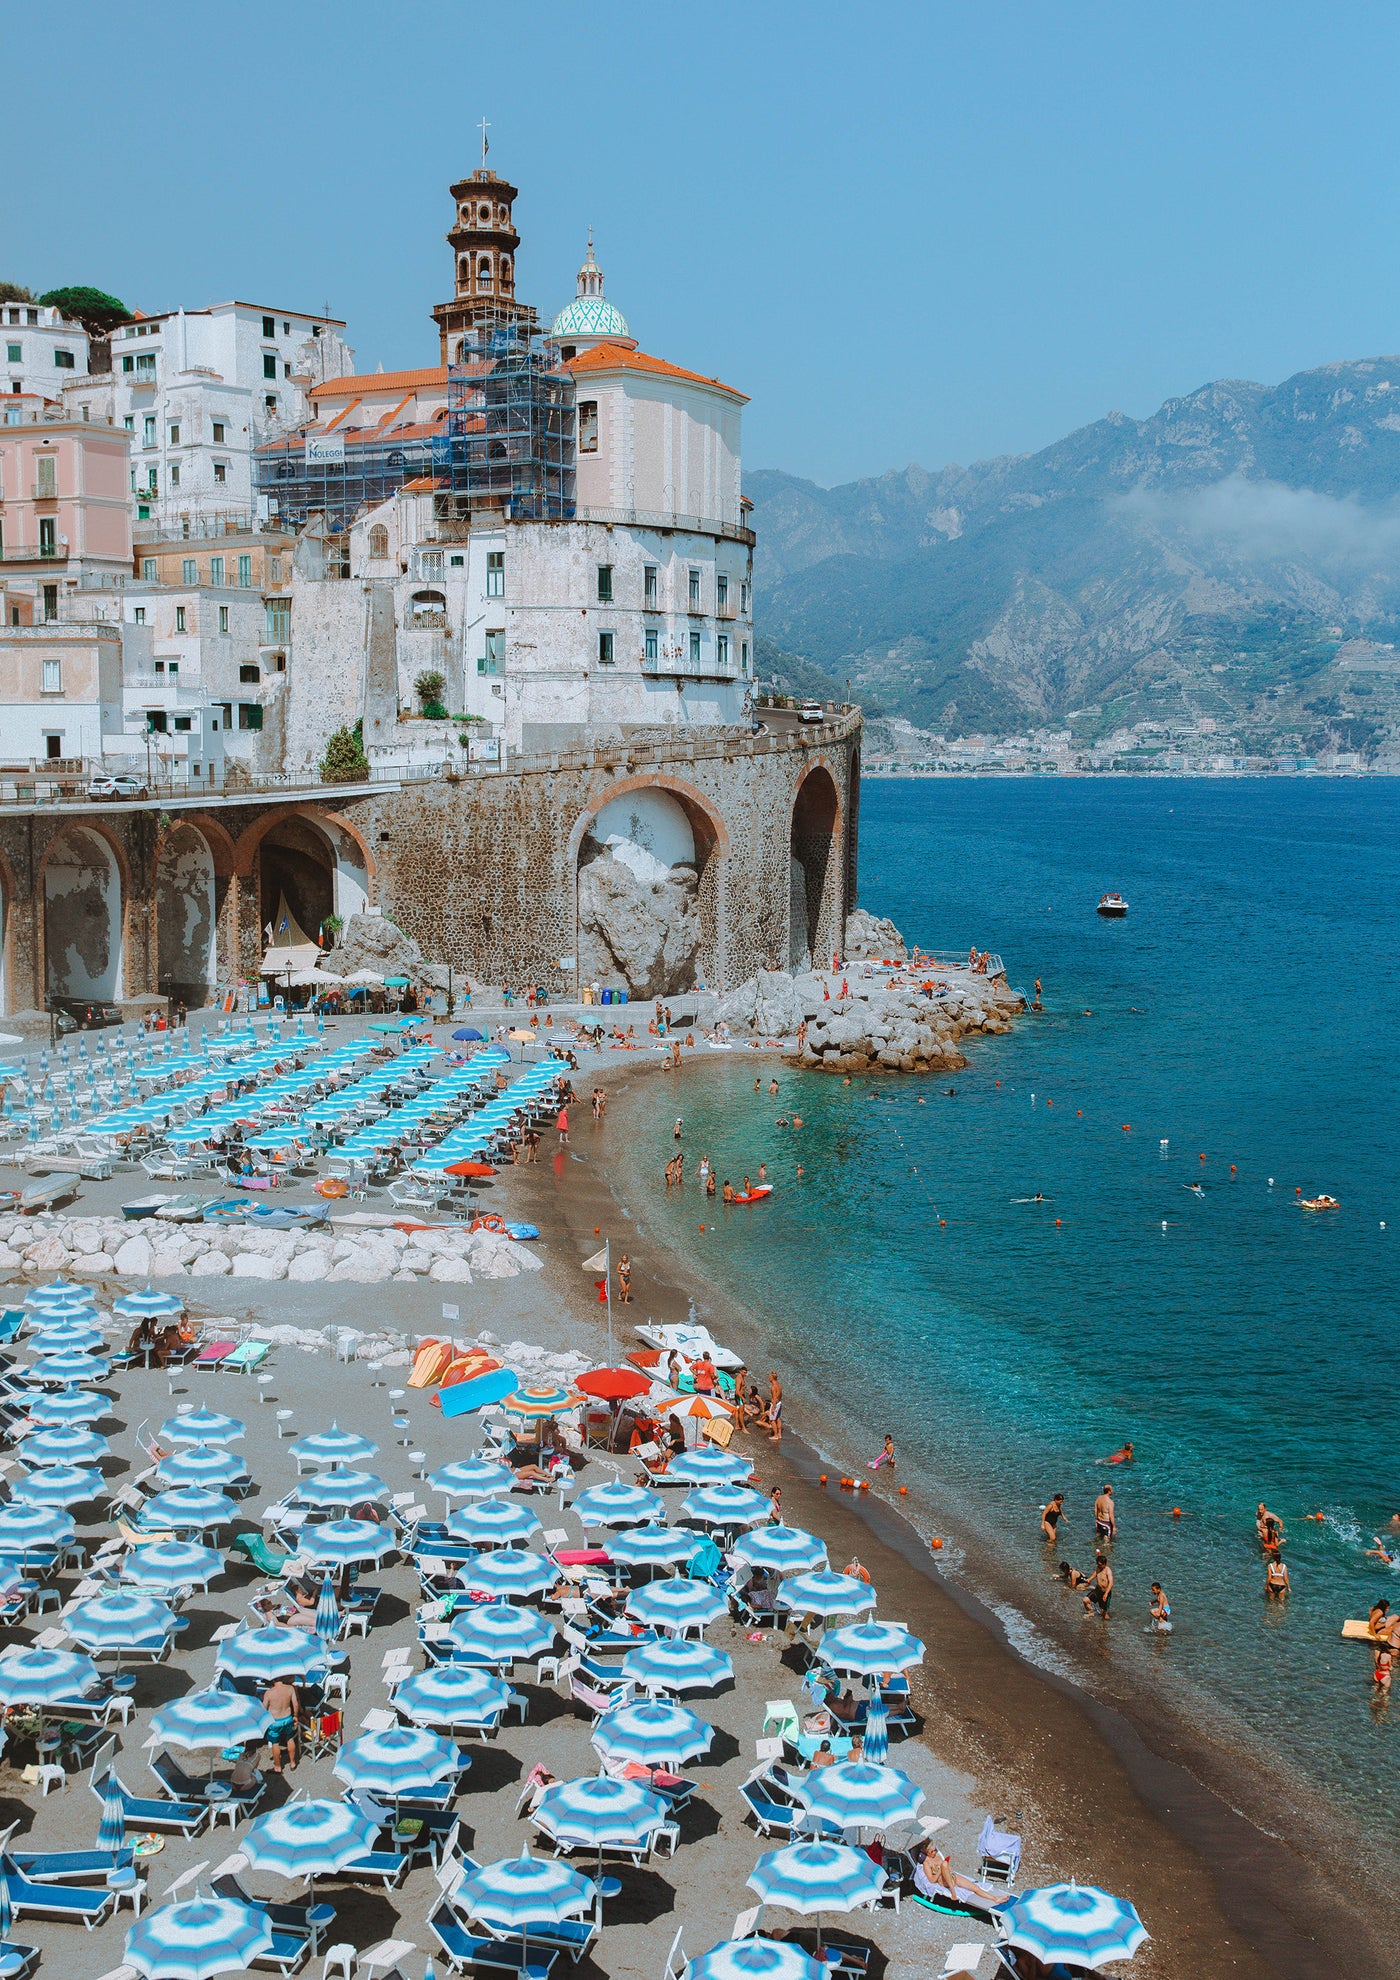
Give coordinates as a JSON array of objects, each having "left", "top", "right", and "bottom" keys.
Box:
[{"left": 503, "top": 1057, "right": 1391, "bottom": 1980}]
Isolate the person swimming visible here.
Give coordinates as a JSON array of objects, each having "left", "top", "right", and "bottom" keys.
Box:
[{"left": 1104, "top": 1441, "right": 1134, "bottom": 1465}]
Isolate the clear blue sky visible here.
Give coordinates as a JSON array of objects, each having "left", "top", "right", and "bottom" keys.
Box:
[{"left": 9, "top": 2, "right": 1400, "bottom": 486}]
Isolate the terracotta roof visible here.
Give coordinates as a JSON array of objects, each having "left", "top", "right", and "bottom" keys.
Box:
[
  {"left": 310, "top": 366, "right": 449, "bottom": 401},
  {"left": 561, "top": 342, "right": 748, "bottom": 403},
  {"left": 401, "top": 476, "right": 443, "bottom": 492}
]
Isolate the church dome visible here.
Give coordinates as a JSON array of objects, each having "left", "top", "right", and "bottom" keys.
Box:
[{"left": 550, "top": 293, "right": 631, "bottom": 340}]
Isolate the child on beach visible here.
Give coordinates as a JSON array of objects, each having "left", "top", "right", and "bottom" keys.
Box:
[
  {"left": 868, "top": 1435, "right": 896, "bottom": 1472},
  {"left": 1148, "top": 1583, "right": 1172, "bottom": 1633}
]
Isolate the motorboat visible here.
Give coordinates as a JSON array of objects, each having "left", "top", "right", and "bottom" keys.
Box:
[
  {"left": 1097, "top": 893, "right": 1129, "bottom": 918},
  {"left": 202, "top": 1199, "right": 328, "bottom": 1229},
  {"left": 154, "top": 1194, "right": 207, "bottom": 1222},
  {"left": 633, "top": 1320, "right": 743, "bottom": 1371},
  {"left": 123, "top": 1192, "right": 178, "bottom": 1220}
]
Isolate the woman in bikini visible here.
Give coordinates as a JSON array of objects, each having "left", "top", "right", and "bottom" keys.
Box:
[{"left": 1265, "top": 1556, "right": 1291, "bottom": 1599}]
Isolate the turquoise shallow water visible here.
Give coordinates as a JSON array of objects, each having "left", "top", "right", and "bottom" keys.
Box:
[{"left": 612, "top": 776, "right": 1400, "bottom": 1845}]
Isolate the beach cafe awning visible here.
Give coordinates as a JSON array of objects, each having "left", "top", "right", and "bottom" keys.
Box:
[
  {"left": 260, "top": 893, "right": 321, "bottom": 977},
  {"left": 384, "top": 977, "right": 410, "bottom": 989}
]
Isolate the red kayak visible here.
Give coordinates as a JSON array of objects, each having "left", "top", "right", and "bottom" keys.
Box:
[{"left": 730, "top": 1185, "right": 773, "bottom": 1205}]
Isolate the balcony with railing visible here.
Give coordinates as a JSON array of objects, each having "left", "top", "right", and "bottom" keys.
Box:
[{"left": 641, "top": 649, "right": 740, "bottom": 683}]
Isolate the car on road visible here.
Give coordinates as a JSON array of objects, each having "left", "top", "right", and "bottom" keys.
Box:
[
  {"left": 799, "top": 701, "right": 825, "bottom": 723},
  {"left": 86, "top": 773, "right": 150, "bottom": 800},
  {"left": 46, "top": 994, "right": 123, "bottom": 1032}
]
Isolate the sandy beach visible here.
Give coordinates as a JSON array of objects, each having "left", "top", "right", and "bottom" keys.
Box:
[{"left": 0, "top": 1021, "right": 1388, "bottom": 1979}]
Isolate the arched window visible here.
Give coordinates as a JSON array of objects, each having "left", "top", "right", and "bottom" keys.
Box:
[
  {"left": 368, "top": 525, "right": 388, "bottom": 560},
  {"left": 499, "top": 256, "right": 512, "bottom": 288},
  {"left": 458, "top": 256, "right": 471, "bottom": 289},
  {"left": 477, "top": 258, "right": 493, "bottom": 290}
]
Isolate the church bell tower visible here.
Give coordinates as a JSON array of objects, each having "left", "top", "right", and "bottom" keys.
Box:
[{"left": 432, "top": 168, "right": 539, "bottom": 364}]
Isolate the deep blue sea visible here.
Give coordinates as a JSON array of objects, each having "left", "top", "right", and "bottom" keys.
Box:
[{"left": 613, "top": 777, "right": 1400, "bottom": 1845}]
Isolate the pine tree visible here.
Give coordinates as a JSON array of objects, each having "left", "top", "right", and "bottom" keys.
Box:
[{"left": 320, "top": 720, "right": 369, "bottom": 783}]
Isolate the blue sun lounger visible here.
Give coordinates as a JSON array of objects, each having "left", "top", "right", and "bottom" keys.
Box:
[
  {"left": 6, "top": 1846, "right": 134, "bottom": 1883},
  {"left": 0, "top": 1857, "right": 116, "bottom": 1930},
  {"left": 428, "top": 1906, "right": 559, "bottom": 1977}
]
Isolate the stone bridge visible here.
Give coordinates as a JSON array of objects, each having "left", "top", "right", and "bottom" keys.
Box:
[{"left": 0, "top": 712, "right": 861, "bottom": 1013}]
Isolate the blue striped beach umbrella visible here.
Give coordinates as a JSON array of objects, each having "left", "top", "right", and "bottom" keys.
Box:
[
  {"left": 460, "top": 1547, "right": 555, "bottom": 1601},
  {"left": 817, "top": 1621, "right": 924, "bottom": 1677},
  {"left": 334, "top": 1724, "right": 460, "bottom": 1796},
  {"left": 447, "top": 1601, "right": 554, "bottom": 1664},
  {"left": 861, "top": 1693, "right": 888, "bottom": 1765},
  {"left": 95, "top": 1767, "right": 127, "bottom": 1852},
  {"left": 242, "top": 1799, "right": 380, "bottom": 1881},
  {"left": 27, "top": 1350, "right": 112, "bottom": 1384},
  {"left": 591, "top": 1698, "right": 714, "bottom": 1769},
  {"left": 665, "top": 1446, "right": 754, "bottom": 1485},
  {"left": 125, "top": 1896, "right": 275, "bottom": 1980},
  {"left": 620, "top": 1636, "right": 733, "bottom": 1695},
  {"left": 23, "top": 1278, "right": 94, "bottom": 1313},
  {"left": 393, "top": 1664, "right": 512, "bottom": 1730},
  {"left": 314, "top": 1575, "right": 340, "bottom": 1644},
  {"left": 146, "top": 1487, "right": 238, "bottom": 1529},
  {"left": 25, "top": 1387, "right": 108, "bottom": 1427},
  {"left": 291, "top": 1424, "right": 379, "bottom": 1468},
  {"left": 573, "top": 1481, "right": 666, "bottom": 1527},
  {"left": 294, "top": 1466, "right": 390, "bottom": 1508},
  {"left": 20, "top": 1424, "right": 109, "bottom": 1468},
  {"left": 995, "top": 1883, "right": 1149, "bottom": 1969},
  {"left": 427, "top": 1457, "right": 514, "bottom": 1500},
  {"left": 67, "top": 1591, "right": 177, "bottom": 1655},
  {"left": 534, "top": 1775, "right": 667, "bottom": 1855},
  {"left": 733, "top": 1526, "right": 828, "bottom": 1575},
  {"left": 113, "top": 1286, "right": 186, "bottom": 1321},
  {"left": 0, "top": 1501, "right": 75, "bottom": 1549},
  {"left": 216, "top": 1625, "right": 325, "bottom": 1682},
  {"left": 148, "top": 1689, "right": 272, "bottom": 1752},
  {"left": 159, "top": 1407, "right": 245, "bottom": 1446},
  {"left": 680, "top": 1484, "right": 770, "bottom": 1530},
  {"left": 625, "top": 1577, "right": 727, "bottom": 1632},
  {"left": 25, "top": 1320, "right": 105, "bottom": 1353},
  {"left": 297, "top": 1518, "right": 397, "bottom": 1568},
  {"left": 775, "top": 1573, "right": 877, "bottom": 1621},
  {"left": 796, "top": 1762, "right": 924, "bottom": 1834},
  {"left": 457, "top": 1850, "right": 596, "bottom": 1937},
  {"left": 446, "top": 1498, "right": 542, "bottom": 1547},
  {"left": 156, "top": 1444, "right": 249, "bottom": 1490},
  {"left": 11, "top": 1461, "right": 105, "bottom": 1508},
  {"left": 608, "top": 1524, "right": 697, "bottom": 1569},
  {"left": 688, "top": 1940, "right": 825, "bottom": 1980},
  {"left": 0, "top": 1646, "right": 100, "bottom": 1705},
  {"left": 747, "top": 1841, "right": 886, "bottom": 1917}
]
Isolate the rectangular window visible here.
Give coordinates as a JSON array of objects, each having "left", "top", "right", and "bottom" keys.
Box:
[
  {"left": 210, "top": 555, "right": 224, "bottom": 585},
  {"left": 147, "top": 468, "right": 157, "bottom": 492},
  {"left": 123, "top": 414, "right": 134, "bottom": 431},
  {"left": 238, "top": 702, "right": 263, "bottom": 731},
  {"left": 478, "top": 629, "right": 505, "bottom": 675},
  {"left": 147, "top": 711, "right": 168, "bottom": 734},
  {"left": 265, "top": 599, "right": 290, "bottom": 642},
  {"left": 596, "top": 564, "right": 613, "bottom": 602},
  {"left": 262, "top": 353, "right": 277, "bottom": 379},
  {"left": 45, "top": 733, "right": 62, "bottom": 758},
  {"left": 168, "top": 422, "right": 180, "bottom": 445},
  {"left": 450, "top": 553, "right": 464, "bottom": 567},
  {"left": 213, "top": 461, "right": 227, "bottom": 483},
  {"left": 121, "top": 355, "right": 134, "bottom": 373},
  {"left": 169, "top": 464, "right": 180, "bottom": 487},
  {"left": 141, "top": 559, "right": 156, "bottom": 581},
  {"left": 485, "top": 549, "right": 504, "bottom": 596},
  {"left": 134, "top": 608, "right": 146, "bottom": 625},
  {"left": 42, "top": 582, "right": 57, "bottom": 620},
  {"left": 154, "top": 660, "right": 165, "bottom": 674},
  {"left": 717, "top": 633, "right": 730, "bottom": 668},
  {"left": 42, "top": 657, "right": 61, "bottom": 692},
  {"left": 5, "top": 343, "right": 19, "bottom": 362},
  {"left": 690, "top": 630, "right": 702, "bottom": 666},
  {"left": 135, "top": 354, "right": 155, "bottom": 376},
  {"left": 644, "top": 565, "right": 658, "bottom": 608},
  {"left": 717, "top": 573, "right": 729, "bottom": 611},
  {"left": 578, "top": 400, "right": 598, "bottom": 452},
  {"left": 175, "top": 605, "right": 186, "bottom": 631},
  {"left": 143, "top": 416, "right": 156, "bottom": 446},
  {"left": 181, "top": 558, "right": 197, "bottom": 583},
  {"left": 219, "top": 605, "right": 229, "bottom": 633},
  {"left": 238, "top": 554, "right": 251, "bottom": 586},
  {"left": 53, "top": 350, "right": 74, "bottom": 368},
  {"left": 168, "top": 660, "right": 179, "bottom": 675},
  {"left": 645, "top": 627, "right": 658, "bottom": 662},
  {"left": 39, "top": 517, "right": 56, "bottom": 556},
  {"left": 212, "top": 421, "right": 225, "bottom": 443},
  {"left": 741, "top": 580, "right": 751, "bottom": 612},
  {"left": 173, "top": 715, "right": 192, "bottom": 732},
  {"left": 283, "top": 362, "right": 291, "bottom": 379},
  {"left": 262, "top": 316, "right": 276, "bottom": 338},
  {"left": 742, "top": 640, "right": 749, "bottom": 672},
  {"left": 598, "top": 630, "right": 615, "bottom": 665},
  {"left": 35, "top": 454, "right": 56, "bottom": 496},
  {"left": 270, "top": 556, "right": 282, "bottom": 583},
  {"left": 688, "top": 569, "right": 701, "bottom": 611},
  {"left": 239, "top": 663, "right": 260, "bottom": 682}
]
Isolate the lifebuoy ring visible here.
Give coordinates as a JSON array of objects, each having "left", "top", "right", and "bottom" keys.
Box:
[
  {"left": 315, "top": 1177, "right": 349, "bottom": 1199},
  {"left": 471, "top": 1213, "right": 508, "bottom": 1234}
]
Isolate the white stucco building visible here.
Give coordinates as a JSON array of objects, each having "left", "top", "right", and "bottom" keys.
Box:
[{"left": 3, "top": 302, "right": 90, "bottom": 403}]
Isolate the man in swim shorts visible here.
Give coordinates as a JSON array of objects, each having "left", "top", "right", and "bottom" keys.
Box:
[
  {"left": 1094, "top": 1485, "right": 1116, "bottom": 1542},
  {"left": 1084, "top": 1553, "right": 1113, "bottom": 1617}
]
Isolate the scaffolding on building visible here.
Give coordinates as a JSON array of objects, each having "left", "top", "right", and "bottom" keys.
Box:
[{"left": 253, "top": 309, "right": 574, "bottom": 534}]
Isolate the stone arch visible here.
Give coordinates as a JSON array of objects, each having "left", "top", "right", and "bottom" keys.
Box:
[
  {"left": 569, "top": 774, "right": 731, "bottom": 999},
  {"left": 232, "top": 806, "right": 376, "bottom": 956},
  {"left": 154, "top": 822, "right": 220, "bottom": 1007},
  {"left": 42, "top": 822, "right": 125, "bottom": 1003},
  {"left": 790, "top": 760, "right": 843, "bottom": 971}
]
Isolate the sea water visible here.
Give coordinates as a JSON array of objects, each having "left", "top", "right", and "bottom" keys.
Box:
[{"left": 613, "top": 777, "right": 1400, "bottom": 1845}]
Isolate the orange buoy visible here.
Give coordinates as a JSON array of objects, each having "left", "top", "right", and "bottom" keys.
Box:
[
  {"left": 1047, "top": 1099, "right": 1053, "bottom": 1107},
  {"left": 930, "top": 1536, "right": 944, "bottom": 1550},
  {"left": 1172, "top": 1507, "right": 1183, "bottom": 1518},
  {"left": 996, "top": 1080, "right": 1001, "bottom": 1088},
  {"left": 1230, "top": 1164, "right": 1237, "bottom": 1174},
  {"left": 1055, "top": 1217, "right": 1062, "bottom": 1226},
  {"left": 1077, "top": 1109, "right": 1083, "bottom": 1116},
  {"left": 819, "top": 1474, "right": 828, "bottom": 1485},
  {"left": 939, "top": 1218, "right": 946, "bottom": 1227},
  {"left": 1122, "top": 1124, "right": 1131, "bottom": 1133},
  {"left": 858, "top": 1479, "right": 870, "bottom": 1491},
  {"left": 899, "top": 1484, "right": 908, "bottom": 1495},
  {"left": 594, "top": 1226, "right": 601, "bottom": 1235},
  {"left": 1199, "top": 1153, "right": 1206, "bottom": 1163},
  {"left": 1296, "top": 1186, "right": 1302, "bottom": 1195}
]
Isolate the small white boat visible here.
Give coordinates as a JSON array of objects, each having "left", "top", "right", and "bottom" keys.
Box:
[
  {"left": 632, "top": 1321, "right": 744, "bottom": 1370},
  {"left": 123, "top": 1193, "right": 176, "bottom": 1220},
  {"left": 153, "top": 1194, "right": 207, "bottom": 1222},
  {"left": 1097, "top": 892, "right": 1129, "bottom": 918}
]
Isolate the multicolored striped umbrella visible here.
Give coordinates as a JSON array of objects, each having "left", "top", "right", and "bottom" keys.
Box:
[
  {"left": 732, "top": 1526, "right": 828, "bottom": 1575},
  {"left": 573, "top": 1481, "right": 666, "bottom": 1526},
  {"left": 680, "top": 1484, "right": 770, "bottom": 1529},
  {"left": 294, "top": 1466, "right": 390, "bottom": 1508},
  {"left": 215, "top": 1626, "right": 325, "bottom": 1682},
  {"left": 816, "top": 1621, "right": 924, "bottom": 1676},
  {"left": 11, "top": 1461, "right": 105, "bottom": 1508},
  {"left": 123, "top": 1541, "right": 224, "bottom": 1593},
  {"left": 446, "top": 1602, "right": 554, "bottom": 1664},
  {"left": 427, "top": 1457, "right": 514, "bottom": 1500},
  {"left": 291, "top": 1424, "right": 379, "bottom": 1468},
  {"left": 625, "top": 1577, "right": 727, "bottom": 1632},
  {"left": 0, "top": 1646, "right": 100, "bottom": 1704},
  {"left": 499, "top": 1384, "right": 580, "bottom": 1419},
  {"left": 591, "top": 1698, "right": 714, "bottom": 1768},
  {"left": 155, "top": 1444, "right": 249, "bottom": 1490},
  {"left": 125, "top": 1897, "right": 274, "bottom": 1980},
  {"left": 446, "top": 1498, "right": 542, "bottom": 1547},
  {"left": 746, "top": 1841, "right": 886, "bottom": 1917},
  {"left": 795, "top": 1762, "right": 923, "bottom": 1834},
  {"left": 333, "top": 1725, "right": 460, "bottom": 1795},
  {"left": 148, "top": 1689, "right": 272, "bottom": 1752},
  {"left": 297, "top": 1518, "right": 397, "bottom": 1568},
  {"left": 995, "top": 1883, "right": 1150, "bottom": 1969},
  {"left": 775, "top": 1573, "right": 877, "bottom": 1621},
  {"left": 159, "top": 1407, "right": 245, "bottom": 1446},
  {"left": 687, "top": 1940, "right": 824, "bottom": 1980},
  {"left": 459, "top": 1547, "right": 555, "bottom": 1601},
  {"left": 393, "top": 1664, "right": 512, "bottom": 1729},
  {"left": 533, "top": 1774, "right": 667, "bottom": 1851},
  {"left": 665, "top": 1446, "right": 754, "bottom": 1485},
  {"left": 19, "top": 1424, "right": 109, "bottom": 1468},
  {"left": 242, "top": 1798, "right": 380, "bottom": 1881},
  {"left": 620, "top": 1637, "right": 733, "bottom": 1694}
]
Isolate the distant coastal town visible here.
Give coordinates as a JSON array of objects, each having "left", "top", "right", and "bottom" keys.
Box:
[{"left": 860, "top": 715, "right": 1398, "bottom": 777}]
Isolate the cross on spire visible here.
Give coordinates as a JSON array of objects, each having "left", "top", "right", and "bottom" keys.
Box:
[{"left": 478, "top": 116, "right": 490, "bottom": 164}]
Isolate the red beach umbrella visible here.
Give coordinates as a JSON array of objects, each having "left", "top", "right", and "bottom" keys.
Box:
[
  {"left": 444, "top": 1161, "right": 498, "bottom": 1178},
  {"left": 576, "top": 1367, "right": 651, "bottom": 1401}
]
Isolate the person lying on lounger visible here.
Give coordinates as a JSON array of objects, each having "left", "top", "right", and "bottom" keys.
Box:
[{"left": 913, "top": 1843, "right": 1001, "bottom": 1907}]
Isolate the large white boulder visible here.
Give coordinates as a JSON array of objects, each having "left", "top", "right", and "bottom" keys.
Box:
[
  {"left": 429, "top": 1257, "right": 474, "bottom": 1284},
  {"left": 113, "top": 1235, "right": 153, "bottom": 1278},
  {"left": 190, "top": 1252, "right": 233, "bottom": 1277},
  {"left": 232, "top": 1253, "right": 286, "bottom": 1280},
  {"left": 287, "top": 1250, "right": 331, "bottom": 1282}
]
